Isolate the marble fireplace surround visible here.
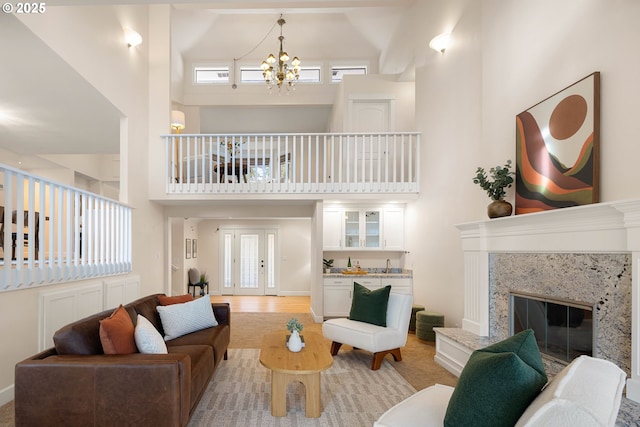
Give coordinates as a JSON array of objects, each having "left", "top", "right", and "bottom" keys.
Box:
[{"left": 457, "top": 199, "right": 640, "bottom": 403}]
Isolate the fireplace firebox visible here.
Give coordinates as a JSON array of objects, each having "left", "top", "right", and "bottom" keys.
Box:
[{"left": 510, "top": 292, "right": 595, "bottom": 363}]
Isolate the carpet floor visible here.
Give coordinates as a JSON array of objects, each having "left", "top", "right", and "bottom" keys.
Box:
[{"left": 188, "top": 348, "right": 415, "bottom": 426}]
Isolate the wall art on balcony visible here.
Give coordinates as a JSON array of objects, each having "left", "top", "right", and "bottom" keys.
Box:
[
  {"left": 515, "top": 72, "right": 600, "bottom": 214},
  {"left": 186, "top": 238, "right": 191, "bottom": 259},
  {"left": 192, "top": 239, "right": 197, "bottom": 258}
]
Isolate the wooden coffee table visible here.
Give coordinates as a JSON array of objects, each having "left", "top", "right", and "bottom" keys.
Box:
[{"left": 259, "top": 330, "right": 333, "bottom": 418}]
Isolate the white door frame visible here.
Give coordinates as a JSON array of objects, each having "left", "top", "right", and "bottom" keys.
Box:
[{"left": 218, "top": 225, "right": 280, "bottom": 296}]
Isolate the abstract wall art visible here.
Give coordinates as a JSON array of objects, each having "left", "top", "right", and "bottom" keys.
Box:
[{"left": 515, "top": 72, "right": 600, "bottom": 214}]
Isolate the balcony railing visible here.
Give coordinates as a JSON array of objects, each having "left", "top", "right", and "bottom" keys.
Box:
[
  {"left": 163, "top": 132, "right": 420, "bottom": 195},
  {"left": 0, "top": 163, "right": 132, "bottom": 292}
]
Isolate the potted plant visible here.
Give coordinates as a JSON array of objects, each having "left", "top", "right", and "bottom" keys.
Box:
[
  {"left": 323, "top": 258, "right": 334, "bottom": 274},
  {"left": 473, "top": 160, "right": 515, "bottom": 218},
  {"left": 286, "top": 318, "right": 304, "bottom": 352}
]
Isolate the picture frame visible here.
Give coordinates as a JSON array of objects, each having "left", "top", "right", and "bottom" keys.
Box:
[
  {"left": 185, "top": 238, "right": 191, "bottom": 259},
  {"left": 515, "top": 72, "right": 600, "bottom": 214},
  {"left": 192, "top": 239, "right": 197, "bottom": 258}
]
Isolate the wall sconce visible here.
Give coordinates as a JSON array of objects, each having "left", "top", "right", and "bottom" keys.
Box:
[
  {"left": 429, "top": 32, "right": 451, "bottom": 53},
  {"left": 124, "top": 28, "right": 142, "bottom": 48},
  {"left": 171, "top": 110, "right": 185, "bottom": 133}
]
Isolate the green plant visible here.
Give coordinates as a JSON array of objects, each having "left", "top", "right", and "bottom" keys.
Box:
[
  {"left": 286, "top": 317, "right": 304, "bottom": 333},
  {"left": 323, "top": 258, "right": 334, "bottom": 269},
  {"left": 199, "top": 272, "right": 207, "bottom": 284},
  {"left": 473, "top": 160, "right": 515, "bottom": 201}
]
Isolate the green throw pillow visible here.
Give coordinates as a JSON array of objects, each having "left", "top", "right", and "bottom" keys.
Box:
[
  {"left": 348, "top": 282, "right": 391, "bottom": 326},
  {"left": 443, "top": 329, "right": 548, "bottom": 427}
]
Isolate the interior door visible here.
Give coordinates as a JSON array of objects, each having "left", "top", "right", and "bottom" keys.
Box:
[{"left": 347, "top": 100, "right": 393, "bottom": 183}]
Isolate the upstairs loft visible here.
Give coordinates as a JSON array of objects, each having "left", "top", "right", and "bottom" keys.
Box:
[{"left": 162, "top": 132, "right": 420, "bottom": 199}]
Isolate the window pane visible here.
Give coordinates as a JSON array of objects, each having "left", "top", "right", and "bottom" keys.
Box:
[
  {"left": 332, "top": 66, "right": 367, "bottom": 82},
  {"left": 240, "top": 66, "right": 321, "bottom": 83},
  {"left": 194, "top": 67, "right": 229, "bottom": 84},
  {"left": 223, "top": 234, "right": 233, "bottom": 289}
]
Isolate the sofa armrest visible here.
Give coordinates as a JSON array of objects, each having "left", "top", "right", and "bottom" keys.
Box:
[
  {"left": 15, "top": 353, "right": 192, "bottom": 427},
  {"left": 212, "top": 302, "right": 230, "bottom": 326}
]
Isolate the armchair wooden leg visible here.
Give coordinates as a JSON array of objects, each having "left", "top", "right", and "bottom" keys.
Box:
[
  {"left": 330, "top": 341, "right": 343, "bottom": 356},
  {"left": 371, "top": 348, "right": 402, "bottom": 370}
]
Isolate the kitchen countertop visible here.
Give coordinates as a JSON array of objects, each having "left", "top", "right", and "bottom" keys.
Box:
[{"left": 323, "top": 269, "right": 412, "bottom": 278}]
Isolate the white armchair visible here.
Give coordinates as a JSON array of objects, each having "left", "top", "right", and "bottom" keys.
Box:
[
  {"left": 374, "top": 355, "right": 626, "bottom": 427},
  {"left": 322, "top": 292, "right": 413, "bottom": 370}
]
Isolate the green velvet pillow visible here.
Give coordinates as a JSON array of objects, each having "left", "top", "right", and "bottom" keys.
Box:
[
  {"left": 348, "top": 282, "right": 391, "bottom": 326},
  {"left": 443, "top": 329, "right": 548, "bottom": 427}
]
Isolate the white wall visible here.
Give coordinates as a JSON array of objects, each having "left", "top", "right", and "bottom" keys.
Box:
[
  {"left": 328, "top": 75, "right": 415, "bottom": 132},
  {"left": 0, "top": 5, "right": 165, "bottom": 404},
  {"left": 391, "top": 0, "right": 640, "bottom": 330}
]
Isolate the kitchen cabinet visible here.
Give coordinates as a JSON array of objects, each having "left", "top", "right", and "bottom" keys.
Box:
[
  {"left": 379, "top": 277, "right": 412, "bottom": 294},
  {"left": 323, "top": 276, "right": 412, "bottom": 317},
  {"left": 344, "top": 209, "right": 381, "bottom": 249},
  {"left": 323, "top": 207, "right": 344, "bottom": 250},
  {"left": 382, "top": 207, "right": 404, "bottom": 250},
  {"left": 323, "top": 278, "right": 355, "bottom": 317},
  {"left": 325, "top": 206, "right": 405, "bottom": 251}
]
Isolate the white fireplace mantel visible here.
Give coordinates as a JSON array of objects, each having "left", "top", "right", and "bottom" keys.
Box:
[{"left": 456, "top": 199, "right": 640, "bottom": 403}]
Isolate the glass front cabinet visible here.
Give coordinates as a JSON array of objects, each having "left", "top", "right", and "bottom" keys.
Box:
[
  {"left": 323, "top": 205, "right": 404, "bottom": 251},
  {"left": 344, "top": 209, "right": 381, "bottom": 249}
]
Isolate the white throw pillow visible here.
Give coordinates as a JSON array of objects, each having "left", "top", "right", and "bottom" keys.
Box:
[
  {"left": 134, "top": 314, "right": 168, "bottom": 354},
  {"left": 157, "top": 295, "right": 218, "bottom": 341}
]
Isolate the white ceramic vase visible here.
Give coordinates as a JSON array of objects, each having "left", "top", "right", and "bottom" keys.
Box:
[{"left": 288, "top": 330, "right": 303, "bottom": 352}]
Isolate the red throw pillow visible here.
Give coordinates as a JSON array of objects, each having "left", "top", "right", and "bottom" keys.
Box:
[
  {"left": 158, "top": 294, "right": 194, "bottom": 306},
  {"left": 99, "top": 305, "right": 137, "bottom": 354}
]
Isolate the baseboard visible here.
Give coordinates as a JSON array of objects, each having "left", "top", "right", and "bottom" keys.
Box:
[
  {"left": 434, "top": 354, "right": 463, "bottom": 377},
  {"left": 277, "top": 290, "right": 311, "bottom": 297},
  {"left": 0, "top": 384, "right": 14, "bottom": 407},
  {"left": 627, "top": 378, "right": 640, "bottom": 403},
  {"left": 309, "top": 306, "right": 324, "bottom": 323}
]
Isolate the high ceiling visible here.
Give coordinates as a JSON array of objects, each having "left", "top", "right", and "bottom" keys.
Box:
[{"left": 0, "top": 0, "right": 415, "bottom": 163}]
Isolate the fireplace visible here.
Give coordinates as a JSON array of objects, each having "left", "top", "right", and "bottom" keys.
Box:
[
  {"left": 455, "top": 199, "right": 640, "bottom": 404},
  {"left": 491, "top": 252, "right": 629, "bottom": 375},
  {"left": 510, "top": 292, "right": 595, "bottom": 363}
]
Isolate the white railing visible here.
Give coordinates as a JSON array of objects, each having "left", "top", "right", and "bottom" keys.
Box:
[
  {"left": 163, "top": 132, "right": 420, "bottom": 194},
  {"left": 0, "top": 164, "right": 132, "bottom": 291}
]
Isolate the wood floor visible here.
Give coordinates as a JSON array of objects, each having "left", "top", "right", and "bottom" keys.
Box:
[{"left": 210, "top": 295, "right": 311, "bottom": 313}]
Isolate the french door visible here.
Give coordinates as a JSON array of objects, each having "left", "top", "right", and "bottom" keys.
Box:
[{"left": 219, "top": 227, "right": 278, "bottom": 296}]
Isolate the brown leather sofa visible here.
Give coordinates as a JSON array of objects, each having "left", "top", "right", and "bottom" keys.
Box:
[{"left": 14, "top": 294, "right": 230, "bottom": 427}]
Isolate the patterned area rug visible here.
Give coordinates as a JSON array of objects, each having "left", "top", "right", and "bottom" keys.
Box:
[{"left": 188, "top": 348, "right": 416, "bottom": 427}]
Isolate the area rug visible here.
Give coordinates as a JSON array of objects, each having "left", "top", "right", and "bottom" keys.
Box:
[{"left": 188, "top": 348, "right": 416, "bottom": 427}]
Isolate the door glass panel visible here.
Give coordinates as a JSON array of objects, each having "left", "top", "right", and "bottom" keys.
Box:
[
  {"left": 267, "top": 233, "right": 275, "bottom": 290},
  {"left": 365, "top": 210, "right": 380, "bottom": 247},
  {"left": 239, "top": 234, "right": 259, "bottom": 289},
  {"left": 222, "top": 233, "right": 233, "bottom": 290},
  {"left": 344, "top": 210, "right": 359, "bottom": 248}
]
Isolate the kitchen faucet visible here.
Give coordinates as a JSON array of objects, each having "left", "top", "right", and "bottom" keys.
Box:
[{"left": 386, "top": 258, "right": 391, "bottom": 274}]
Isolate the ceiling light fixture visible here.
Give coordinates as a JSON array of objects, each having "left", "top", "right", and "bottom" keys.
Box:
[
  {"left": 260, "top": 15, "right": 301, "bottom": 93},
  {"left": 429, "top": 32, "right": 451, "bottom": 53},
  {"left": 170, "top": 110, "right": 185, "bottom": 133},
  {"left": 124, "top": 28, "right": 142, "bottom": 48}
]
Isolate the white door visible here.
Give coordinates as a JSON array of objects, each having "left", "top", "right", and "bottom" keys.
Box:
[
  {"left": 236, "top": 230, "right": 264, "bottom": 295},
  {"left": 219, "top": 228, "right": 278, "bottom": 296},
  {"left": 347, "top": 100, "right": 394, "bottom": 184}
]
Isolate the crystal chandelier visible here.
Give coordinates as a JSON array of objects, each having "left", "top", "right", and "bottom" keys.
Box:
[{"left": 260, "top": 15, "right": 301, "bottom": 92}]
